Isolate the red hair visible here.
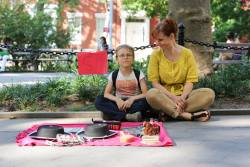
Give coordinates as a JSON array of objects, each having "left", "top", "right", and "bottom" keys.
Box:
[{"left": 152, "top": 18, "right": 178, "bottom": 39}]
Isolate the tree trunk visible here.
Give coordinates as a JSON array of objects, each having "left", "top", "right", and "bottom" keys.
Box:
[{"left": 168, "top": 0, "right": 213, "bottom": 76}]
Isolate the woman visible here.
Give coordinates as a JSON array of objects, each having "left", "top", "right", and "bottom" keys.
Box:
[{"left": 146, "top": 18, "right": 215, "bottom": 121}]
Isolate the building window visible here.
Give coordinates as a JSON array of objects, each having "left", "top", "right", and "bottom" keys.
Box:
[
  {"left": 96, "top": 0, "right": 106, "bottom": 3},
  {"left": 95, "top": 13, "right": 106, "bottom": 46},
  {"left": 67, "top": 12, "right": 83, "bottom": 45},
  {"left": 25, "top": 4, "right": 57, "bottom": 22},
  {"left": 25, "top": 4, "right": 36, "bottom": 17},
  {"left": 44, "top": 4, "right": 58, "bottom": 27}
]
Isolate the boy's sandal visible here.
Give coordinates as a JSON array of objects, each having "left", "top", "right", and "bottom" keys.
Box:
[{"left": 191, "top": 110, "right": 211, "bottom": 122}]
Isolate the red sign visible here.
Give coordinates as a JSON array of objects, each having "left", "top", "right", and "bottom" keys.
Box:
[{"left": 77, "top": 51, "right": 108, "bottom": 75}]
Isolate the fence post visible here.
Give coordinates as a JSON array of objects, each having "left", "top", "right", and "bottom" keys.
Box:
[
  {"left": 178, "top": 23, "right": 185, "bottom": 46},
  {"left": 247, "top": 47, "right": 250, "bottom": 61}
]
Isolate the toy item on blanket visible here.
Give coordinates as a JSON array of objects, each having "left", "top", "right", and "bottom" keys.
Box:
[
  {"left": 92, "top": 118, "right": 121, "bottom": 130},
  {"left": 141, "top": 120, "right": 160, "bottom": 145},
  {"left": 29, "top": 125, "right": 69, "bottom": 140},
  {"left": 56, "top": 134, "right": 84, "bottom": 145},
  {"left": 143, "top": 120, "right": 160, "bottom": 136},
  {"left": 77, "top": 123, "right": 117, "bottom": 139},
  {"left": 119, "top": 131, "right": 136, "bottom": 143},
  {"left": 141, "top": 135, "right": 160, "bottom": 145}
]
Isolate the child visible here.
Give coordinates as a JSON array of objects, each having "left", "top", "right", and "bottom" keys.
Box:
[{"left": 95, "top": 44, "right": 150, "bottom": 121}]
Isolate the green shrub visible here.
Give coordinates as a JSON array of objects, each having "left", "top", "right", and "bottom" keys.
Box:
[
  {"left": 0, "top": 85, "right": 42, "bottom": 111},
  {"left": 72, "top": 75, "right": 108, "bottom": 101},
  {"left": 42, "top": 62, "right": 72, "bottom": 72},
  {"left": 195, "top": 63, "right": 250, "bottom": 97},
  {"left": 3, "top": 59, "right": 250, "bottom": 111},
  {"left": 133, "top": 57, "right": 150, "bottom": 77},
  {"left": 43, "top": 79, "right": 71, "bottom": 106}
]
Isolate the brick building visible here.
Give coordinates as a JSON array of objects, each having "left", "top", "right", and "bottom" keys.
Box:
[{"left": 23, "top": 0, "right": 158, "bottom": 59}]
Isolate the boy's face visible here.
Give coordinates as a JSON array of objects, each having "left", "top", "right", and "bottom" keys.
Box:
[{"left": 116, "top": 48, "right": 134, "bottom": 67}]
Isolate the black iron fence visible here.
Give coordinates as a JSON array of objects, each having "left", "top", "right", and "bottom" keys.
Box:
[{"left": 0, "top": 23, "right": 249, "bottom": 71}]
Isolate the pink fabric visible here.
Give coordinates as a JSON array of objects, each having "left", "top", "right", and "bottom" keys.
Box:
[{"left": 16, "top": 122, "right": 173, "bottom": 147}]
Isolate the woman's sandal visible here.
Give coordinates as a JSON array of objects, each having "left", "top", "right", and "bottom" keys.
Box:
[
  {"left": 191, "top": 110, "right": 211, "bottom": 122},
  {"left": 158, "top": 112, "right": 172, "bottom": 122}
]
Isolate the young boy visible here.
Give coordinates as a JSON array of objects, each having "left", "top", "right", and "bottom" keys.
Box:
[{"left": 95, "top": 44, "right": 149, "bottom": 121}]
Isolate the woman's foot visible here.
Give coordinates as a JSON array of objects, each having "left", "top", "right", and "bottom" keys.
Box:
[
  {"left": 158, "top": 112, "right": 173, "bottom": 122},
  {"left": 191, "top": 110, "right": 211, "bottom": 122},
  {"left": 178, "top": 110, "right": 211, "bottom": 122}
]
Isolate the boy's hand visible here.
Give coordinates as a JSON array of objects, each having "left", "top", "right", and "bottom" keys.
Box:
[
  {"left": 116, "top": 98, "right": 126, "bottom": 111},
  {"left": 123, "top": 97, "right": 135, "bottom": 110}
]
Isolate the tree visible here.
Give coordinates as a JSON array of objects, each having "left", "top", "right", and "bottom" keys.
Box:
[
  {"left": 0, "top": 3, "right": 56, "bottom": 49},
  {"left": 1, "top": 3, "right": 61, "bottom": 48},
  {"left": 0, "top": 2, "right": 77, "bottom": 70},
  {"left": 123, "top": 0, "right": 213, "bottom": 75},
  {"left": 36, "top": 0, "right": 80, "bottom": 48},
  {"left": 123, "top": 0, "right": 168, "bottom": 20},
  {"left": 168, "top": 0, "right": 213, "bottom": 76},
  {"left": 212, "top": 0, "right": 250, "bottom": 41},
  {"left": 0, "top": 1, "right": 80, "bottom": 49},
  {"left": 123, "top": 0, "right": 250, "bottom": 41}
]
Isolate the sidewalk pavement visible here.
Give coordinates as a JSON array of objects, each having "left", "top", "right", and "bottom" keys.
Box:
[{"left": 0, "top": 116, "right": 250, "bottom": 167}]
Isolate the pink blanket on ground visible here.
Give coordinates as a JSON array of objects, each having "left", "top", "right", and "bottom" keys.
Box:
[{"left": 16, "top": 122, "right": 173, "bottom": 147}]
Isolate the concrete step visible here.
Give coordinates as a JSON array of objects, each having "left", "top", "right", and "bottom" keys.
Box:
[
  {"left": 1, "top": 109, "right": 250, "bottom": 119},
  {"left": 0, "top": 111, "right": 102, "bottom": 119},
  {"left": 210, "top": 108, "right": 250, "bottom": 115}
]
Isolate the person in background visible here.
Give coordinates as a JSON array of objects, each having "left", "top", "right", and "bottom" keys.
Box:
[
  {"left": 237, "top": 33, "right": 249, "bottom": 44},
  {"left": 232, "top": 33, "right": 249, "bottom": 60},
  {"left": 98, "top": 36, "right": 113, "bottom": 61},
  {"left": 226, "top": 31, "right": 236, "bottom": 43},
  {"left": 213, "top": 32, "right": 237, "bottom": 70},
  {"left": 95, "top": 44, "right": 150, "bottom": 121},
  {"left": 220, "top": 31, "right": 236, "bottom": 60},
  {"left": 0, "top": 47, "right": 9, "bottom": 72},
  {"left": 98, "top": 36, "right": 109, "bottom": 51},
  {"left": 146, "top": 18, "right": 215, "bottom": 122}
]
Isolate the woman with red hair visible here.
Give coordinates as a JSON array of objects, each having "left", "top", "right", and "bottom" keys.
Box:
[{"left": 146, "top": 18, "right": 215, "bottom": 121}]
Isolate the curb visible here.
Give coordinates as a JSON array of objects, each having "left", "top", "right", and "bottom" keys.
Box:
[
  {"left": 210, "top": 109, "right": 250, "bottom": 115},
  {"left": 1, "top": 109, "right": 250, "bottom": 119},
  {"left": 0, "top": 111, "right": 102, "bottom": 119}
]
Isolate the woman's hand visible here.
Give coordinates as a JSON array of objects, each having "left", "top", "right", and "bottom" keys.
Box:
[
  {"left": 123, "top": 97, "right": 135, "bottom": 110},
  {"left": 116, "top": 98, "right": 126, "bottom": 111},
  {"left": 171, "top": 95, "right": 187, "bottom": 113}
]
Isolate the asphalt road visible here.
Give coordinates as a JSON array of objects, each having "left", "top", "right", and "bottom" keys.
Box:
[{"left": 0, "top": 72, "right": 75, "bottom": 88}]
